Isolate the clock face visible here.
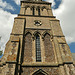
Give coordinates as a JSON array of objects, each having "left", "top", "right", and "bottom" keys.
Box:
[{"left": 34, "top": 20, "right": 42, "bottom": 26}]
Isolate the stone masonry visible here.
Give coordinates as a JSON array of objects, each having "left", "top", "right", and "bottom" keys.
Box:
[{"left": 0, "top": 0, "right": 75, "bottom": 75}]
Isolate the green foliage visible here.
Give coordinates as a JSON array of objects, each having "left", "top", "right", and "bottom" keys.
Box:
[{"left": 0, "top": 51, "right": 3, "bottom": 56}]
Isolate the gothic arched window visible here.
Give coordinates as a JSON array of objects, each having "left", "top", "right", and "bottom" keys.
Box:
[
  {"left": 42, "top": 8, "right": 48, "bottom": 16},
  {"left": 25, "top": 7, "right": 31, "bottom": 15},
  {"left": 35, "top": 34, "right": 41, "bottom": 62}
]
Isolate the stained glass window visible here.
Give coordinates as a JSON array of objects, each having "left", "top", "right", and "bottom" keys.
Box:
[{"left": 36, "top": 34, "right": 41, "bottom": 62}]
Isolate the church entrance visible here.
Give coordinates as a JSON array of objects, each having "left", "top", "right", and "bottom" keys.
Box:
[{"left": 32, "top": 69, "right": 47, "bottom": 75}]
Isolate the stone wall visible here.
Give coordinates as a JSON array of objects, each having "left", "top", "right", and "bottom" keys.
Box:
[
  {"left": 21, "top": 67, "right": 59, "bottom": 75},
  {"left": 44, "top": 33, "right": 55, "bottom": 62},
  {"left": 22, "top": 29, "right": 57, "bottom": 63},
  {"left": 0, "top": 64, "right": 16, "bottom": 75},
  {"left": 21, "top": 64, "right": 75, "bottom": 75},
  {"left": 20, "top": 1, "right": 53, "bottom": 16},
  {"left": 23, "top": 32, "right": 33, "bottom": 62}
]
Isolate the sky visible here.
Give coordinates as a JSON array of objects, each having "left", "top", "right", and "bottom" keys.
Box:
[{"left": 0, "top": 0, "right": 75, "bottom": 58}]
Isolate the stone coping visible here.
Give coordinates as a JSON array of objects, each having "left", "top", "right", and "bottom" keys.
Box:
[
  {"left": 18, "top": 14, "right": 56, "bottom": 18},
  {"left": 22, "top": 62, "right": 58, "bottom": 67},
  {"left": 22, "top": 62, "right": 74, "bottom": 67}
]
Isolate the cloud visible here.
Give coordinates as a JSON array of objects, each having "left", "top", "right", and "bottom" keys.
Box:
[
  {"left": 53, "top": 0, "right": 75, "bottom": 44},
  {"left": 0, "top": 8, "right": 17, "bottom": 52},
  {"left": 46, "top": 0, "right": 55, "bottom": 6},
  {"left": 13, "top": 0, "right": 20, "bottom": 5},
  {"left": 14, "top": 0, "right": 55, "bottom": 6},
  {"left": 0, "top": 0, "right": 75, "bottom": 53},
  {"left": 0, "top": 0, "right": 14, "bottom": 10}
]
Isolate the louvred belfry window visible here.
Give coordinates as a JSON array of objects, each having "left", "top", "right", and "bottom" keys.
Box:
[
  {"left": 35, "top": 34, "right": 41, "bottom": 62},
  {"left": 32, "top": 6, "right": 35, "bottom": 15}
]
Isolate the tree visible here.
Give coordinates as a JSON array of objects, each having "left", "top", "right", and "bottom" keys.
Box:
[{"left": 0, "top": 51, "right": 3, "bottom": 56}]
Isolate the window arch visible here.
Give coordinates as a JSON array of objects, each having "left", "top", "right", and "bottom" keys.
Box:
[
  {"left": 32, "top": 6, "right": 35, "bottom": 15},
  {"left": 35, "top": 34, "right": 41, "bottom": 62},
  {"left": 23, "top": 32, "right": 32, "bottom": 62},
  {"left": 37, "top": 6, "right": 40, "bottom": 16},
  {"left": 44, "top": 33, "right": 55, "bottom": 62},
  {"left": 25, "top": 6, "right": 31, "bottom": 15},
  {"left": 41, "top": 7, "right": 48, "bottom": 16},
  {"left": 41, "top": 6, "right": 47, "bottom": 11}
]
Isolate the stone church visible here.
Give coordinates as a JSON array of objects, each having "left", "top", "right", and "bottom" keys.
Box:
[{"left": 0, "top": 0, "right": 75, "bottom": 75}]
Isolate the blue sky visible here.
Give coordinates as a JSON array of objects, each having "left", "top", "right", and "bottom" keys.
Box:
[
  {"left": 2, "top": 0, "right": 20, "bottom": 14},
  {"left": 0, "top": 0, "right": 75, "bottom": 58}
]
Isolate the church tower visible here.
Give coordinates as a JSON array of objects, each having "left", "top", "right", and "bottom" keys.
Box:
[{"left": 0, "top": 0, "right": 75, "bottom": 75}]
